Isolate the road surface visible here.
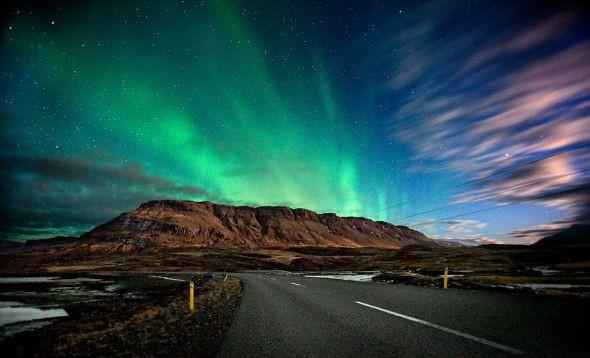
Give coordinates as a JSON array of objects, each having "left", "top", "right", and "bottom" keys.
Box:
[{"left": 217, "top": 272, "right": 590, "bottom": 357}]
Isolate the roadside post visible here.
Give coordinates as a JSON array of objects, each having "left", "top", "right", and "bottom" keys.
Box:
[
  {"left": 443, "top": 267, "right": 448, "bottom": 289},
  {"left": 189, "top": 281, "right": 195, "bottom": 312}
]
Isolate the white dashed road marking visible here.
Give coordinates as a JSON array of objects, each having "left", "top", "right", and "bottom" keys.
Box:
[{"left": 355, "top": 301, "right": 523, "bottom": 354}]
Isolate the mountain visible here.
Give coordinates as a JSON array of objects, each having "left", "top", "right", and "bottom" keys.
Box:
[
  {"left": 0, "top": 240, "right": 24, "bottom": 255},
  {"left": 80, "top": 200, "right": 434, "bottom": 249},
  {"left": 23, "top": 236, "right": 79, "bottom": 250},
  {"left": 0, "top": 236, "right": 79, "bottom": 255},
  {"left": 534, "top": 224, "right": 590, "bottom": 247},
  {"left": 435, "top": 240, "right": 468, "bottom": 247}
]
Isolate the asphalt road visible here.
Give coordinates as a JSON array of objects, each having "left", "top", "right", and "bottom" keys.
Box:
[{"left": 217, "top": 273, "right": 590, "bottom": 357}]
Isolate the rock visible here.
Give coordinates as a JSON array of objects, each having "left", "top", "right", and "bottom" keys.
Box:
[{"left": 79, "top": 199, "right": 435, "bottom": 250}]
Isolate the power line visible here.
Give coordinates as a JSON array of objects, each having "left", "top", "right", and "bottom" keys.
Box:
[
  {"left": 392, "top": 171, "right": 584, "bottom": 221},
  {"left": 343, "top": 144, "right": 588, "bottom": 219},
  {"left": 409, "top": 200, "right": 530, "bottom": 227},
  {"left": 452, "top": 145, "right": 588, "bottom": 189},
  {"left": 406, "top": 167, "right": 590, "bottom": 228}
]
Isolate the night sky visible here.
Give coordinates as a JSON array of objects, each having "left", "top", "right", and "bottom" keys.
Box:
[{"left": 1, "top": 0, "right": 589, "bottom": 244}]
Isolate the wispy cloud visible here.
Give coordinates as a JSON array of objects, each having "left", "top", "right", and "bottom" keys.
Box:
[
  {"left": 510, "top": 222, "right": 571, "bottom": 244},
  {"left": 416, "top": 218, "right": 499, "bottom": 245},
  {"left": 376, "top": 3, "right": 590, "bottom": 241},
  {"left": 438, "top": 236, "right": 504, "bottom": 246},
  {"left": 0, "top": 155, "right": 215, "bottom": 240},
  {"left": 441, "top": 220, "right": 487, "bottom": 234}
]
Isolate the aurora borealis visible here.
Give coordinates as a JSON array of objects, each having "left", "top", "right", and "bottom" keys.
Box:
[{"left": 1, "top": 1, "right": 589, "bottom": 244}]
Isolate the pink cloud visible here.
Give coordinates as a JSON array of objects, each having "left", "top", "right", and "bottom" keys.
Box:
[{"left": 381, "top": 6, "right": 590, "bottom": 242}]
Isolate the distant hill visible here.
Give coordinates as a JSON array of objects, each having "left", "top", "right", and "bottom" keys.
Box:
[
  {"left": 0, "top": 240, "right": 24, "bottom": 255},
  {"left": 79, "top": 200, "right": 435, "bottom": 250},
  {"left": 430, "top": 240, "right": 465, "bottom": 247},
  {"left": 0, "top": 236, "right": 79, "bottom": 255},
  {"left": 534, "top": 224, "right": 589, "bottom": 247}
]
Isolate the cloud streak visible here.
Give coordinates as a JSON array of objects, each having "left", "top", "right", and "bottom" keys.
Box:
[
  {"left": 377, "top": 3, "right": 590, "bottom": 241},
  {"left": 0, "top": 155, "right": 214, "bottom": 240}
]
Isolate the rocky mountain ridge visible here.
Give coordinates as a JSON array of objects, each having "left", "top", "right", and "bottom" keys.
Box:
[{"left": 80, "top": 200, "right": 434, "bottom": 249}]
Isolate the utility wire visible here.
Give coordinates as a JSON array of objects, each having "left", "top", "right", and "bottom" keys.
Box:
[
  {"left": 335, "top": 144, "right": 588, "bottom": 219},
  {"left": 407, "top": 167, "right": 590, "bottom": 228},
  {"left": 392, "top": 170, "right": 584, "bottom": 221},
  {"left": 452, "top": 145, "right": 588, "bottom": 189},
  {"left": 409, "top": 200, "right": 530, "bottom": 227}
]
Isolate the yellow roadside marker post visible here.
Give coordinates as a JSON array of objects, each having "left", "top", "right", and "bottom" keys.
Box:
[
  {"left": 189, "top": 281, "right": 195, "bottom": 312},
  {"left": 443, "top": 267, "right": 448, "bottom": 289}
]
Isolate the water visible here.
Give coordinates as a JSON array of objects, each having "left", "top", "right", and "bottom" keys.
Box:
[
  {"left": 1, "top": 320, "right": 55, "bottom": 338},
  {"left": 105, "top": 284, "right": 123, "bottom": 292},
  {"left": 532, "top": 266, "right": 563, "bottom": 276},
  {"left": 305, "top": 274, "right": 377, "bottom": 282},
  {"left": 0, "top": 302, "right": 24, "bottom": 308},
  {"left": 0, "top": 277, "right": 60, "bottom": 284},
  {"left": 0, "top": 276, "right": 97, "bottom": 338},
  {"left": 0, "top": 304, "right": 68, "bottom": 326},
  {"left": 0, "top": 277, "right": 103, "bottom": 284},
  {"left": 149, "top": 275, "right": 187, "bottom": 282}
]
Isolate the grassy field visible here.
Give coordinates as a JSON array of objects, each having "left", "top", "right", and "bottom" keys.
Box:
[
  {"left": 1, "top": 243, "right": 590, "bottom": 297},
  {"left": 5, "top": 244, "right": 588, "bottom": 273}
]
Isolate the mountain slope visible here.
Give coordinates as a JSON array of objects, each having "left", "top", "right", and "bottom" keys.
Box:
[
  {"left": 534, "top": 224, "right": 589, "bottom": 247},
  {"left": 0, "top": 236, "right": 79, "bottom": 255},
  {"left": 80, "top": 200, "right": 433, "bottom": 249}
]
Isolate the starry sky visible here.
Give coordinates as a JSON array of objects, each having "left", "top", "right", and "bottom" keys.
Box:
[{"left": 1, "top": 0, "right": 589, "bottom": 244}]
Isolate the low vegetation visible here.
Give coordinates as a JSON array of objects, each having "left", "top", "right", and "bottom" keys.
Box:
[
  {"left": 2, "top": 244, "right": 590, "bottom": 298},
  {"left": 3, "top": 243, "right": 589, "bottom": 273},
  {"left": 1, "top": 274, "right": 241, "bottom": 357}
]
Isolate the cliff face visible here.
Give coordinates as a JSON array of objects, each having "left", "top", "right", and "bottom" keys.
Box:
[{"left": 80, "top": 200, "right": 433, "bottom": 249}]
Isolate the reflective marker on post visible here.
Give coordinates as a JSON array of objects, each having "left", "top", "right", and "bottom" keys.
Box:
[
  {"left": 189, "top": 281, "right": 195, "bottom": 311},
  {"left": 443, "top": 267, "right": 448, "bottom": 289}
]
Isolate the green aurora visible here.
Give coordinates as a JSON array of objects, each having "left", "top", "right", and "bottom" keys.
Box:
[
  {"left": 3, "top": 1, "right": 589, "bottom": 243},
  {"left": 1, "top": 0, "right": 392, "bottom": 240}
]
